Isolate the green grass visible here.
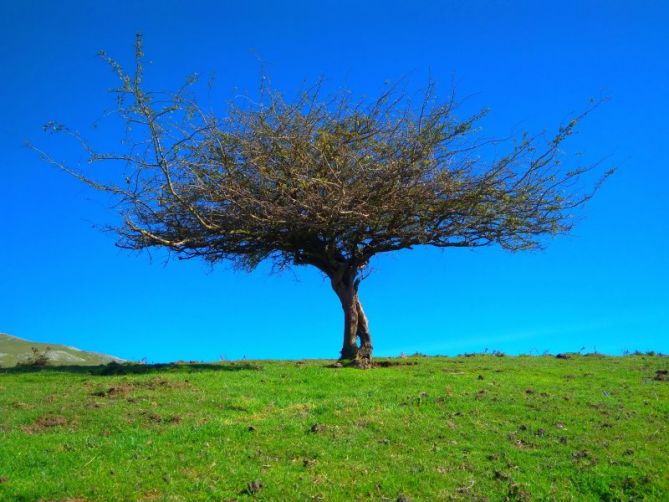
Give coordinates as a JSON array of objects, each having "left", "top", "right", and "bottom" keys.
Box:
[
  {"left": 0, "top": 333, "right": 123, "bottom": 368},
  {"left": 0, "top": 355, "right": 667, "bottom": 501}
]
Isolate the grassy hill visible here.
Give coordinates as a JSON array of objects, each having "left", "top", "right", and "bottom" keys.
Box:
[
  {"left": 0, "top": 333, "right": 124, "bottom": 368},
  {"left": 0, "top": 355, "right": 667, "bottom": 500}
]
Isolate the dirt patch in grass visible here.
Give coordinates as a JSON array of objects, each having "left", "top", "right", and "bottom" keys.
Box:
[
  {"left": 139, "top": 411, "right": 183, "bottom": 425},
  {"left": 310, "top": 423, "right": 326, "bottom": 433},
  {"left": 21, "top": 414, "right": 69, "bottom": 433},
  {"left": 92, "top": 383, "right": 136, "bottom": 398},
  {"left": 653, "top": 370, "right": 668, "bottom": 381},
  {"left": 244, "top": 479, "right": 264, "bottom": 496},
  {"left": 507, "top": 482, "right": 531, "bottom": 501},
  {"left": 373, "top": 360, "right": 418, "bottom": 368},
  {"left": 144, "top": 377, "right": 190, "bottom": 389},
  {"left": 92, "top": 377, "right": 190, "bottom": 398}
]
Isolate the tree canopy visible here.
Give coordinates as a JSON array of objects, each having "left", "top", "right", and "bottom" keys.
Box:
[{"left": 37, "top": 35, "right": 612, "bottom": 366}]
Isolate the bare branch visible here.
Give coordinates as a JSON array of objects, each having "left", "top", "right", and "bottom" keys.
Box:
[{"left": 41, "top": 37, "right": 611, "bottom": 282}]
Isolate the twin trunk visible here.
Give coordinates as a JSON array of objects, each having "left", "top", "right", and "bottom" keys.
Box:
[{"left": 331, "top": 273, "right": 373, "bottom": 366}]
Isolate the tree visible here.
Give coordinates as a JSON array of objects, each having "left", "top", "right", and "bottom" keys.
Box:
[{"left": 37, "top": 36, "right": 612, "bottom": 367}]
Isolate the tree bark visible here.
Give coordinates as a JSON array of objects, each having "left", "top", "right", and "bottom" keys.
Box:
[
  {"left": 340, "top": 295, "right": 359, "bottom": 360},
  {"left": 331, "top": 271, "right": 373, "bottom": 366},
  {"left": 356, "top": 297, "right": 372, "bottom": 352}
]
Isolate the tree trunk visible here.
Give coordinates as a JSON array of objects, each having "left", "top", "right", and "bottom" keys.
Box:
[
  {"left": 356, "top": 297, "right": 372, "bottom": 353},
  {"left": 331, "top": 271, "right": 373, "bottom": 366},
  {"left": 340, "top": 290, "right": 359, "bottom": 360}
]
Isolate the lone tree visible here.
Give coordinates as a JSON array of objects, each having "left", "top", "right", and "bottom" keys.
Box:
[{"left": 39, "top": 37, "right": 611, "bottom": 367}]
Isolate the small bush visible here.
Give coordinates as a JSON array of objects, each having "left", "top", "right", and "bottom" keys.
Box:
[{"left": 17, "top": 347, "right": 51, "bottom": 367}]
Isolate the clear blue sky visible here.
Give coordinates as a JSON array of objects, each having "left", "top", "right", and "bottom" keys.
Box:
[{"left": 2, "top": 1, "right": 667, "bottom": 362}]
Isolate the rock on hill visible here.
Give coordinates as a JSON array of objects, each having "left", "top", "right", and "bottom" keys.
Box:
[{"left": 0, "top": 333, "right": 124, "bottom": 367}]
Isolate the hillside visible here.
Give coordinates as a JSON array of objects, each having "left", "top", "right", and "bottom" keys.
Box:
[
  {"left": 0, "top": 333, "right": 124, "bottom": 368},
  {"left": 0, "top": 354, "right": 667, "bottom": 500}
]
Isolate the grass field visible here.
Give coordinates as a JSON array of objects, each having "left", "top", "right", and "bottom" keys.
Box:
[{"left": 0, "top": 354, "right": 667, "bottom": 501}]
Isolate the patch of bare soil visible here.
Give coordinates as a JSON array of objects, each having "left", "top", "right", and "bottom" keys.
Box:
[
  {"left": 21, "top": 414, "right": 69, "bottom": 433},
  {"left": 373, "top": 360, "right": 418, "bottom": 368},
  {"left": 309, "top": 423, "right": 326, "bottom": 433},
  {"left": 91, "top": 377, "right": 190, "bottom": 398},
  {"left": 653, "top": 370, "right": 668, "bottom": 381},
  {"left": 145, "top": 377, "right": 188, "bottom": 389},
  {"left": 91, "top": 383, "right": 135, "bottom": 398},
  {"left": 244, "top": 479, "right": 263, "bottom": 496},
  {"left": 139, "top": 411, "right": 182, "bottom": 425},
  {"left": 507, "top": 482, "right": 531, "bottom": 501}
]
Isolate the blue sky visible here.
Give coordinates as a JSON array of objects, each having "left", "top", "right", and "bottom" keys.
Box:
[{"left": 2, "top": 1, "right": 667, "bottom": 362}]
